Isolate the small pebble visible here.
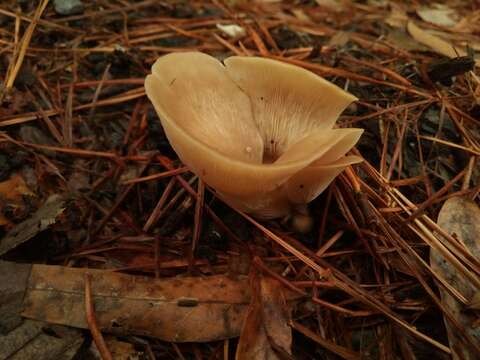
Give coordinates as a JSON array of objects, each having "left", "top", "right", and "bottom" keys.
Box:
[{"left": 53, "top": 0, "right": 84, "bottom": 16}]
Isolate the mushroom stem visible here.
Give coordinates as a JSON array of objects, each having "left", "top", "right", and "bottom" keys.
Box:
[{"left": 291, "top": 204, "right": 314, "bottom": 233}]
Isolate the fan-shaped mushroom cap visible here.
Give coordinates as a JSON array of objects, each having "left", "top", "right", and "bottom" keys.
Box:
[
  {"left": 145, "top": 52, "right": 363, "bottom": 218},
  {"left": 224, "top": 56, "right": 358, "bottom": 162}
]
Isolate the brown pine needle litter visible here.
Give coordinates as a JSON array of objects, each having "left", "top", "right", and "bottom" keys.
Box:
[{"left": 0, "top": 0, "right": 479, "bottom": 358}]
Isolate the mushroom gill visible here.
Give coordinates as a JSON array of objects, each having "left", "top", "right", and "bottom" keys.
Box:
[{"left": 145, "top": 52, "right": 363, "bottom": 219}]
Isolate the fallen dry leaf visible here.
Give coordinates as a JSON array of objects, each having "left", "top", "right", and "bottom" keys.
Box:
[
  {"left": 0, "top": 320, "right": 84, "bottom": 360},
  {"left": 0, "top": 174, "right": 34, "bottom": 228},
  {"left": 385, "top": 3, "right": 408, "bottom": 28},
  {"left": 0, "top": 261, "right": 33, "bottom": 333},
  {"left": 327, "top": 31, "right": 350, "bottom": 48},
  {"left": 291, "top": 9, "right": 311, "bottom": 22},
  {"left": 0, "top": 195, "right": 65, "bottom": 256},
  {"left": 452, "top": 11, "right": 480, "bottom": 33},
  {"left": 432, "top": 196, "right": 480, "bottom": 360},
  {"left": 416, "top": 6, "right": 459, "bottom": 28},
  {"left": 236, "top": 270, "right": 292, "bottom": 360},
  {"left": 407, "top": 21, "right": 480, "bottom": 67},
  {"left": 0, "top": 174, "right": 33, "bottom": 201},
  {"left": 386, "top": 28, "right": 430, "bottom": 52},
  {"left": 22, "top": 264, "right": 299, "bottom": 343},
  {"left": 315, "top": 0, "right": 345, "bottom": 12},
  {"left": 407, "top": 21, "right": 463, "bottom": 58}
]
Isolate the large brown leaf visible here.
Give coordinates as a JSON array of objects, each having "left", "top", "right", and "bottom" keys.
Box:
[
  {"left": 22, "top": 264, "right": 299, "bottom": 343},
  {"left": 432, "top": 196, "right": 480, "bottom": 359}
]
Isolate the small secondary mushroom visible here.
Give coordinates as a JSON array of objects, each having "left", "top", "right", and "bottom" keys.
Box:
[{"left": 145, "top": 52, "right": 363, "bottom": 221}]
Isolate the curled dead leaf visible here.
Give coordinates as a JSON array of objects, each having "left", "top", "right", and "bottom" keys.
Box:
[
  {"left": 236, "top": 270, "right": 292, "bottom": 360},
  {"left": 432, "top": 196, "right": 480, "bottom": 359},
  {"left": 407, "top": 21, "right": 480, "bottom": 67},
  {"left": 0, "top": 174, "right": 33, "bottom": 201},
  {"left": 416, "top": 6, "right": 459, "bottom": 28}
]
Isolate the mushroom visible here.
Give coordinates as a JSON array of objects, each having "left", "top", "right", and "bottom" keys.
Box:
[{"left": 145, "top": 52, "right": 363, "bottom": 223}]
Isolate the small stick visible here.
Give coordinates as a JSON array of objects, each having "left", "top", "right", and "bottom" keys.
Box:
[
  {"left": 123, "top": 98, "right": 143, "bottom": 146},
  {"left": 143, "top": 177, "right": 176, "bottom": 232},
  {"left": 344, "top": 166, "right": 361, "bottom": 193},
  {"left": 123, "top": 167, "right": 188, "bottom": 185},
  {"left": 191, "top": 179, "right": 205, "bottom": 255},
  {"left": 87, "top": 64, "right": 111, "bottom": 123},
  {"left": 342, "top": 55, "right": 412, "bottom": 86},
  {"left": 154, "top": 236, "right": 160, "bottom": 278},
  {"left": 317, "top": 185, "right": 333, "bottom": 246},
  {"left": 3, "top": 0, "right": 49, "bottom": 93},
  {"left": 213, "top": 34, "right": 245, "bottom": 56},
  {"left": 291, "top": 321, "right": 360, "bottom": 360},
  {"left": 462, "top": 156, "right": 476, "bottom": 191},
  {"left": 84, "top": 273, "right": 112, "bottom": 360},
  {"left": 224, "top": 339, "right": 229, "bottom": 360}
]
